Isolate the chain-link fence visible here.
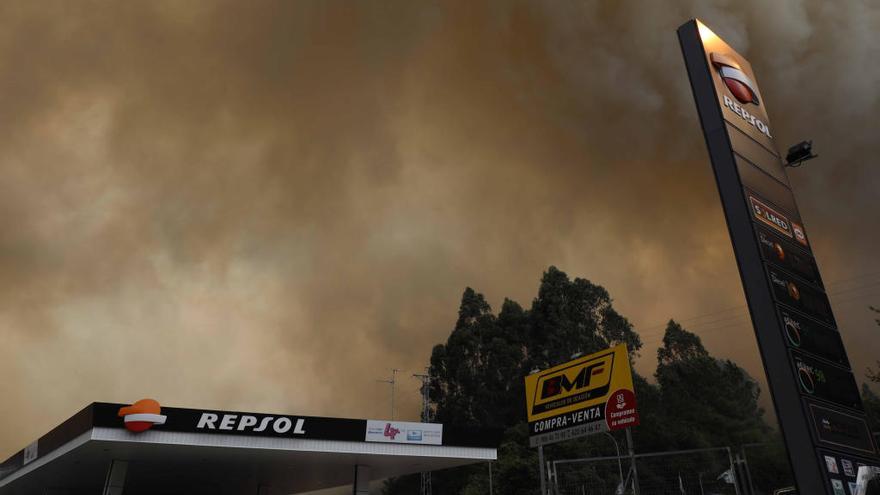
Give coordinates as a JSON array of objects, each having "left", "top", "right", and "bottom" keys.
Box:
[
  {"left": 552, "top": 446, "right": 737, "bottom": 495},
  {"left": 547, "top": 443, "right": 794, "bottom": 495}
]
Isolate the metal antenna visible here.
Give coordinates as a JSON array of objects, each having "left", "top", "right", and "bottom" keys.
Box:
[
  {"left": 412, "top": 369, "right": 433, "bottom": 422},
  {"left": 413, "top": 368, "right": 433, "bottom": 495},
  {"left": 376, "top": 369, "right": 400, "bottom": 420}
]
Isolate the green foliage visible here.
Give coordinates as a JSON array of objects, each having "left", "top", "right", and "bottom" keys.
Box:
[
  {"left": 657, "top": 320, "right": 709, "bottom": 365},
  {"left": 528, "top": 267, "right": 642, "bottom": 369},
  {"left": 862, "top": 384, "right": 880, "bottom": 433},
  {"left": 744, "top": 436, "right": 794, "bottom": 491},
  {"left": 429, "top": 289, "right": 529, "bottom": 428},
  {"left": 655, "top": 320, "right": 768, "bottom": 449},
  {"left": 868, "top": 306, "right": 880, "bottom": 383},
  {"left": 384, "top": 267, "right": 782, "bottom": 495},
  {"left": 429, "top": 267, "right": 640, "bottom": 431}
]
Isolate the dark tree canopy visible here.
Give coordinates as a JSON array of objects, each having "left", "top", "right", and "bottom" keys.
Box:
[
  {"left": 528, "top": 267, "right": 641, "bottom": 368},
  {"left": 864, "top": 384, "right": 880, "bottom": 434},
  {"left": 654, "top": 320, "right": 769, "bottom": 449},
  {"left": 657, "top": 320, "right": 709, "bottom": 365},
  {"left": 429, "top": 267, "right": 641, "bottom": 431},
  {"left": 385, "top": 268, "right": 783, "bottom": 495},
  {"left": 868, "top": 306, "right": 880, "bottom": 383}
]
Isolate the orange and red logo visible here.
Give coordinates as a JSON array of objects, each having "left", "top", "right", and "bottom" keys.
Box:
[
  {"left": 711, "top": 53, "right": 759, "bottom": 105},
  {"left": 118, "top": 399, "right": 166, "bottom": 433}
]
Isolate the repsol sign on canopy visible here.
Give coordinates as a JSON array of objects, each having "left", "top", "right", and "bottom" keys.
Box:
[
  {"left": 524, "top": 344, "right": 639, "bottom": 447},
  {"left": 0, "top": 401, "right": 500, "bottom": 478},
  {"left": 92, "top": 402, "right": 365, "bottom": 442},
  {"left": 196, "top": 412, "right": 307, "bottom": 435}
]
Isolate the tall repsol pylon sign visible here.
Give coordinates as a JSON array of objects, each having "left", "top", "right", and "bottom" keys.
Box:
[{"left": 678, "top": 20, "right": 878, "bottom": 494}]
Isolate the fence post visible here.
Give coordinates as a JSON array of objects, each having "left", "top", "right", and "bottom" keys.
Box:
[
  {"left": 739, "top": 447, "right": 756, "bottom": 495},
  {"left": 551, "top": 462, "right": 560, "bottom": 495},
  {"left": 539, "top": 445, "right": 547, "bottom": 495},
  {"left": 625, "top": 428, "right": 639, "bottom": 495},
  {"left": 488, "top": 461, "right": 493, "bottom": 495},
  {"left": 726, "top": 447, "right": 742, "bottom": 495}
]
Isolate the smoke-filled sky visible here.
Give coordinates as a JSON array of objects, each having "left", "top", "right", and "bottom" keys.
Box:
[{"left": 1, "top": 0, "right": 878, "bottom": 463}]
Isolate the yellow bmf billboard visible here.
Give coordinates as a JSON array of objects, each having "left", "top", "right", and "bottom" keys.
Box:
[{"left": 524, "top": 344, "right": 638, "bottom": 446}]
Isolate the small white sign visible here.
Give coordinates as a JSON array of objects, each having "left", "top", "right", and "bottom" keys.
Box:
[
  {"left": 365, "top": 420, "right": 442, "bottom": 445},
  {"left": 23, "top": 441, "right": 38, "bottom": 465},
  {"left": 855, "top": 466, "right": 880, "bottom": 495}
]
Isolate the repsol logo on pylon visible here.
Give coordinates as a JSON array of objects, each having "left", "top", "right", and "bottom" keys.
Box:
[
  {"left": 531, "top": 352, "right": 614, "bottom": 415},
  {"left": 710, "top": 52, "right": 772, "bottom": 138},
  {"left": 723, "top": 95, "right": 772, "bottom": 138},
  {"left": 196, "top": 413, "right": 307, "bottom": 435}
]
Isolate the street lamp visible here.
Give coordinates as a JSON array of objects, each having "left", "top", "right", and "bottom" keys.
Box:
[{"left": 603, "top": 432, "right": 625, "bottom": 495}]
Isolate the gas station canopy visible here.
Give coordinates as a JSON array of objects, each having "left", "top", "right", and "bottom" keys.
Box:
[{"left": 0, "top": 401, "right": 499, "bottom": 495}]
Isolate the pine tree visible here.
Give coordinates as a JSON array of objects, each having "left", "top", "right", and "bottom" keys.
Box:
[
  {"left": 655, "top": 320, "right": 769, "bottom": 448},
  {"left": 384, "top": 269, "right": 786, "bottom": 495}
]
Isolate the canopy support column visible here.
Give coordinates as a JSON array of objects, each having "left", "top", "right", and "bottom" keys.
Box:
[
  {"left": 102, "top": 460, "right": 128, "bottom": 495},
  {"left": 353, "top": 464, "right": 370, "bottom": 495}
]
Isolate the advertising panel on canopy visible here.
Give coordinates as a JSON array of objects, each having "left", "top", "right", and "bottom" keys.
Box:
[{"left": 524, "top": 344, "right": 639, "bottom": 447}]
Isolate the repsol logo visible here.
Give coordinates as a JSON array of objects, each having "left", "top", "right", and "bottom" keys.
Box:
[
  {"left": 197, "top": 413, "right": 307, "bottom": 435},
  {"left": 723, "top": 95, "right": 772, "bottom": 138},
  {"left": 532, "top": 352, "right": 614, "bottom": 416}
]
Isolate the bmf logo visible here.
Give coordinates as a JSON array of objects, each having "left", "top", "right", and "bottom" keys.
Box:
[{"left": 532, "top": 352, "right": 614, "bottom": 416}]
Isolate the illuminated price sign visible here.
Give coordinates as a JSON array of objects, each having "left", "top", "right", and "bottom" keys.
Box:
[
  {"left": 768, "top": 268, "right": 835, "bottom": 326},
  {"left": 756, "top": 226, "right": 822, "bottom": 287},
  {"left": 807, "top": 402, "right": 877, "bottom": 456},
  {"left": 793, "top": 352, "right": 862, "bottom": 411},
  {"left": 778, "top": 309, "right": 849, "bottom": 367}
]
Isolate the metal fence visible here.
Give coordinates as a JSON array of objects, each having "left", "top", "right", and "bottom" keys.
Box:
[{"left": 546, "top": 443, "right": 794, "bottom": 495}]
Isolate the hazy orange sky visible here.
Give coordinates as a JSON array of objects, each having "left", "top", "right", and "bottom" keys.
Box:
[{"left": 1, "top": 1, "right": 878, "bottom": 463}]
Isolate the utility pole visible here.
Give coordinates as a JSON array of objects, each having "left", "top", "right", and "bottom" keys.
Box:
[
  {"left": 377, "top": 369, "right": 400, "bottom": 420},
  {"left": 413, "top": 369, "right": 433, "bottom": 495}
]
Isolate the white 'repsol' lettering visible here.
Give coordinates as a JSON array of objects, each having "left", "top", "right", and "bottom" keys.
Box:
[
  {"left": 197, "top": 413, "right": 218, "bottom": 429},
  {"left": 723, "top": 95, "right": 772, "bottom": 138},
  {"left": 196, "top": 413, "right": 307, "bottom": 436},
  {"left": 237, "top": 415, "right": 257, "bottom": 430}
]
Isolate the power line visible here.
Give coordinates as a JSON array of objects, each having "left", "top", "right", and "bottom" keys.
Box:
[
  {"left": 638, "top": 282, "right": 880, "bottom": 346},
  {"left": 825, "top": 269, "right": 880, "bottom": 288},
  {"left": 635, "top": 275, "right": 880, "bottom": 339},
  {"left": 827, "top": 280, "right": 880, "bottom": 297}
]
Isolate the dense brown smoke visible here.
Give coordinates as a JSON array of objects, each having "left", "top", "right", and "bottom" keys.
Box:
[{"left": 1, "top": 0, "right": 878, "bottom": 464}]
